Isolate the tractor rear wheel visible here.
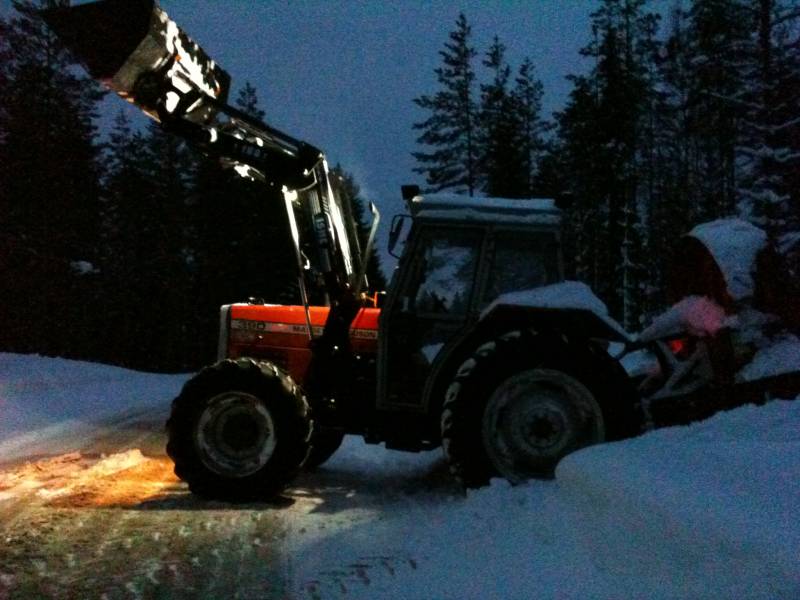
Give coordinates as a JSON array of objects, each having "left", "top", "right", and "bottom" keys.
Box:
[
  {"left": 166, "top": 358, "right": 312, "bottom": 501},
  {"left": 441, "top": 330, "right": 641, "bottom": 488}
]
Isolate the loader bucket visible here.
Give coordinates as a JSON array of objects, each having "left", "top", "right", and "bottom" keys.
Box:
[{"left": 42, "top": 0, "right": 230, "bottom": 124}]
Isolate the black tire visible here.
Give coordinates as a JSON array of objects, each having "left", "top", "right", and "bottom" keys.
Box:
[
  {"left": 166, "top": 358, "right": 312, "bottom": 501},
  {"left": 441, "top": 329, "right": 641, "bottom": 488},
  {"left": 303, "top": 428, "right": 345, "bottom": 470}
]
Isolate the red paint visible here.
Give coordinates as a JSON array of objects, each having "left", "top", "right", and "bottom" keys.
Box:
[{"left": 226, "top": 304, "right": 381, "bottom": 385}]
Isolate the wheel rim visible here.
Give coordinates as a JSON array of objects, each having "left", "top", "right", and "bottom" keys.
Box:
[
  {"left": 194, "top": 391, "right": 277, "bottom": 478},
  {"left": 481, "top": 368, "right": 605, "bottom": 483}
]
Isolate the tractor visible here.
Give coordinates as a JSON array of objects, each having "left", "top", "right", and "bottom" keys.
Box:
[{"left": 44, "top": 0, "right": 799, "bottom": 501}]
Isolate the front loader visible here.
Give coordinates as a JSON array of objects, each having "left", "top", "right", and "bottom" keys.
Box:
[{"left": 44, "top": 0, "right": 800, "bottom": 501}]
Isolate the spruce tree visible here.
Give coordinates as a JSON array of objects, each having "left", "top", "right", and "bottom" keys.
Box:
[
  {"left": 99, "top": 111, "right": 150, "bottom": 366},
  {"left": 685, "top": 0, "right": 752, "bottom": 220},
  {"left": 736, "top": 0, "right": 800, "bottom": 238},
  {"left": 643, "top": 6, "right": 697, "bottom": 313},
  {"left": 478, "top": 37, "right": 525, "bottom": 197},
  {"left": 513, "top": 58, "right": 547, "bottom": 197},
  {"left": 556, "top": 0, "right": 659, "bottom": 327},
  {"left": 0, "top": 0, "right": 105, "bottom": 357},
  {"left": 236, "top": 81, "right": 266, "bottom": 121},
  {"left": 413, "top": 13, "right": 478, "bottom": 196},
  {"left": 189, "top": 82, "right": 298, "bottom": 363}
]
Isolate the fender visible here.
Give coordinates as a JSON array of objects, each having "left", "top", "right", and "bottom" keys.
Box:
[{"left": 420, "top": 300, "right": 633, "bottom": 418}]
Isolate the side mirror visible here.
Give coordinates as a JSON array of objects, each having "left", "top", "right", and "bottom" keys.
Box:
[{"left": 388, "top": 214, "right": 410, "bottom": 259}]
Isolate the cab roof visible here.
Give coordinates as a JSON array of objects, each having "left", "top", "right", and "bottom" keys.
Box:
[{"left": 409, "top": 193, "right": 561, "bottom": 227}]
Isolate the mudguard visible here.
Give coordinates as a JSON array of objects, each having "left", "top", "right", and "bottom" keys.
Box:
[{"left": 420, "top": 283, "right": 633, "bottom": 416}]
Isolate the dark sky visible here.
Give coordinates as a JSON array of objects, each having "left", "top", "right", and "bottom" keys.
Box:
[
  {"left": 151, "top": 1, "right": 596, "bottom": 208},
  {"left": 3, "top": 0, "right": 601, "bottom": 262}
]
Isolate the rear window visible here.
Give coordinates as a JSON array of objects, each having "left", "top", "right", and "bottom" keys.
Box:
[{"left": 483, "top": 234, "right": 560, "bottom": 306}]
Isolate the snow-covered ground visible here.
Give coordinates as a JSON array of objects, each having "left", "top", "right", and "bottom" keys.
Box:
[
  {"left": 0, "top": 353, "right": 798, "bottom": 599},
  {"left": 0, "top": 353, "right": 188, "bottom": 464}
]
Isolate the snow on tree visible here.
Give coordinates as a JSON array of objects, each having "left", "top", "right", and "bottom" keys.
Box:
[{"left": 735, "top": 0, "right": 800, "bottom": 239}]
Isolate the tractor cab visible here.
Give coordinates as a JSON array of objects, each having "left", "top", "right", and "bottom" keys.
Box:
[{"left": 377, "top": 192, "right": 564, "bottom": 434}]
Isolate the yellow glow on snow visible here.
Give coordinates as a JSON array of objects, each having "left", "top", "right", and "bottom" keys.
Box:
[{"left": 0, "top": 450, "right": 180, "bottom": 508}]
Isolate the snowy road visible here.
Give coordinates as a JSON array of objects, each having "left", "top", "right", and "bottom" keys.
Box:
[
  {"left": 0, "top": 412, "right": 458, "bottom": 599},
  {"left": 0, "top": 354, "right": 798, "bottom": 599},
  {"left": 0, "top": 409, "right": 293, "bottom": 598}
]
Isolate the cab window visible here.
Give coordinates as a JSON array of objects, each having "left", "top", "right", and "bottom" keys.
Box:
[
  {"left": 412, "top": 230, "right": 482, "bottom": 316},
  {"left": 482, "top": 234, "right": 560, "bottom": 306}
]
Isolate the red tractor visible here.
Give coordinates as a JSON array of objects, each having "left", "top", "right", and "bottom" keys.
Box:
[{"left": 46, "top": 0, "right": 799, "bottom": 501}]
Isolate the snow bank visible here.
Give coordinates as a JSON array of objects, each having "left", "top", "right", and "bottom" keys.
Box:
[
  {"left": 0, "top": 353, "right": 188, "bottom": 463},
  {"left": 689, "top": 219, "right": 767, "bottom": 301},
  {"left": 738, "top": 335, "right": 800, "bottom": 382},
  {"left": 481, "top": 281, "right": 630, "bottom": 339},
  {"left": 293, "top": 399, "right": 800, "bottom": 599},
  {"left": 557, "top": 399, "right": 800, "bottom": 598}
]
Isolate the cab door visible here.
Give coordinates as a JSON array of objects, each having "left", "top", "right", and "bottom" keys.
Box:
[{"left": 378, "top": 225, "right": 485, "bottom": 411}]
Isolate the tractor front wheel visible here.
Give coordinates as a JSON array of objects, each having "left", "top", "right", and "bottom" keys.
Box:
[{"left": 166, "top": 358, "right": 312, "bottom": 501}]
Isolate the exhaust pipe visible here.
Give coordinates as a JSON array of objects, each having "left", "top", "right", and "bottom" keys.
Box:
[{"left": 42, "top": 0, "right": 230, "bottom": 125}]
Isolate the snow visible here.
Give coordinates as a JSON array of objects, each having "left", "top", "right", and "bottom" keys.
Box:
[
  {"left": 738, "top": 335, "right": 800, "bottom": 382},
  {"left": 414, "top": 208, "right": 561, "bottom": 225},
  {"left": 414, "top": 193, "right": 557, "bottom": 212},
  {"left": 481, "top": 281, "right": 630, "bottom": 340},
  {"left": 689, "top": 219, "right": 767, "bottom": 301},
  {"left": 292, "top": 399, "right": 800, "bottom": 599},
  {"left": 0, "top": 353, "right": 187, "bottom": 463},
  {"left": 779, "top": 231, "right": 800, "bottom": 254},
  {"left": 638, "top": 295, "right": 727, "bottom": 342},
  {"left": 420, "top": 343, "right": 444, "bottom": 364},
  {"left": 412, "top": 194, "right": 561, "bottom": 225},
  {"left": 0, "top": 353, "right": 798, "bottom": 598},
  {"left": 69, "top": 260, "right": 98, "bottom": 275}
]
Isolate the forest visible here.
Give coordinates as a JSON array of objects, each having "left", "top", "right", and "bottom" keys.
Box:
[
  {"left": 1, "top": 0, "right": 799, "bottom": 371},
  {"left": 413, "top": 0, "right": 800, "bottom": 331},
  {"left": 0, "top": 1, "right": 382, "bottom": 371}
]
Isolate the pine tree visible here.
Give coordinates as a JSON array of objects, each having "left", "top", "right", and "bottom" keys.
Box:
[{"left": 413, "top": 13, "right": 478, "bottom": 196}]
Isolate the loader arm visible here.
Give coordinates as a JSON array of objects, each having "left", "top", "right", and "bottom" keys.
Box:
[{"left": 42, "top": 0, "right": 366, "bottom": 312}]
